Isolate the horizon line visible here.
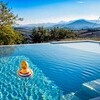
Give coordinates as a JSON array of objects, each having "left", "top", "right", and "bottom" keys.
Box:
[{"left": 17, "top": 18, "right": 99, "bottom": 25}]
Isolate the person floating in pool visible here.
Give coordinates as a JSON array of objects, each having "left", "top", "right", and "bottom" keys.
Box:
[{"left": 18, "top": 60, "right": 33, "bottom": 77}]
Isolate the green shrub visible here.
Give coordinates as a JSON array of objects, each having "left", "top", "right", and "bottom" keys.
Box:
[{"left": 0, "top": 26, "right": 23, "bottom": 45}]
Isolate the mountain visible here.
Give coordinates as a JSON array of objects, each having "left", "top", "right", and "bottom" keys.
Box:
[
  {"left": 89, "top": 20, "right": 100, "bottom": 24},
  {"left": 55, "top": 19, "right": 100, "bottom": 30},
  {"left": 15, "top": 19, "right": 100, "bottom": 30},
  {"left": 15, "top": 23, "right": 57, "bottom": 29}
]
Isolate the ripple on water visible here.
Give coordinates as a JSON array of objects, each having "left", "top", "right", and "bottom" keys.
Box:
[{"left": 0, "top": 56, "right": 62, "bottom": 100}]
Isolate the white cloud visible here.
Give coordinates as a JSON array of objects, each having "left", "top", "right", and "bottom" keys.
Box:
[{"left": 77, "top": 1, "right": 85, "bottom": 4}]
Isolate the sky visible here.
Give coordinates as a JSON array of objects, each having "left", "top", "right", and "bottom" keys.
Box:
[{"left": 2, "top": 0, "right": 100, "bottom": 25}]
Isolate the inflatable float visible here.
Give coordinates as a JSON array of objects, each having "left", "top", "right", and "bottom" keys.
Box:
[{"left": 18, "top": 60, "right": 33, "bottom": 77}]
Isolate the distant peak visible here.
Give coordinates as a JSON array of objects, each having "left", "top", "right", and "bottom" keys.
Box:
[
  {"left": 58, "top": 21, "right": 66, "bottom": 24},
  {"left": 73, "top": 19, "right": 88, "bottom": 22},
  {"left": 69, "top": 19, "right": 92, "bottom": 24},
  {"left": 76, "top": 19, "right": 86, "bottom": 21}
]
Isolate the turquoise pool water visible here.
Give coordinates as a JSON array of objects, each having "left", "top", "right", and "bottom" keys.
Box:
[
  {"left": 0, "top": 56, "right": 61, "bottom": 100},
  {"left": 0, "top": 42, "right": 100, "bottom": 100}
]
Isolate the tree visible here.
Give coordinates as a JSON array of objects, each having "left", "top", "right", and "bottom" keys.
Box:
[
  {"left": 0, "top": 26, "right": 23, "bottom": 45},
  {"left": 31, "top": 27, "right": 78, "bottom": 43},
  {"left": 0, "top": 1, "right": 23, "bottom": 27},
  {"left": 0, "top": 2, "right": 23, "bottom": 45},
  {"left": 32, "top": 27, "right": 50, "bottom": 43}
]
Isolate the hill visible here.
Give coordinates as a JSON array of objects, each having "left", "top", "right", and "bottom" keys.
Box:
[
  {"left": 15, "top": 19, "right": 100, "bottom": 30},
  {"left": 55, "top": 19, "right": 100, "bottom": 30}
]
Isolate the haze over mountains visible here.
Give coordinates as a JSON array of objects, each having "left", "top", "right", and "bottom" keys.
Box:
[
  {"left": 16, "top": 19, "right": 100, "bottom": 30},
  {"left": 55, "top": 19, "right": 100, "bottom": 30}
]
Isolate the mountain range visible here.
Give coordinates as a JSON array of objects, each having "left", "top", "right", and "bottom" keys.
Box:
[{"left": 16, "top": 19, "right": 100, "bottom": 30}]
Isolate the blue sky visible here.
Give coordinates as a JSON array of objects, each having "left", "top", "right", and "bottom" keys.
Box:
[{"left": 2, "top": 0, "right": 100, "bottom": 24}]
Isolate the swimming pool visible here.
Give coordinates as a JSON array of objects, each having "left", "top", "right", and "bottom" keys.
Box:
[{"left": 0, "top": 41, "right": 100, "bottom": 100}]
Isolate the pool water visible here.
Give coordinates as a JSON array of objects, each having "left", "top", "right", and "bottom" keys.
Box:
[
  {"left": 0, "top": 42, "right": 100, "bottom": 100},
  {"left": 58, "top": 42, "right": 100, "bottom": 54},
  {"left": 0, "top": 56, "right": 61, "bottom": 100}
]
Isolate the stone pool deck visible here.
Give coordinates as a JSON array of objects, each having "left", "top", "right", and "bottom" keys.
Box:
[{"left": 51, "top": 40, "right": 100, "bottom": 44}]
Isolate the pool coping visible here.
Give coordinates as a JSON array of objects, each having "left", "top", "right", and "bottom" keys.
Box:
[
  {"left": 0, "top": 42, "right": 47, "bottom": 47},
  {"left": 0, "top": 40, "right": 100, "bottom": 47},
  {"left": 50, "top": 40, "right": 100, "bottom": 44}
]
